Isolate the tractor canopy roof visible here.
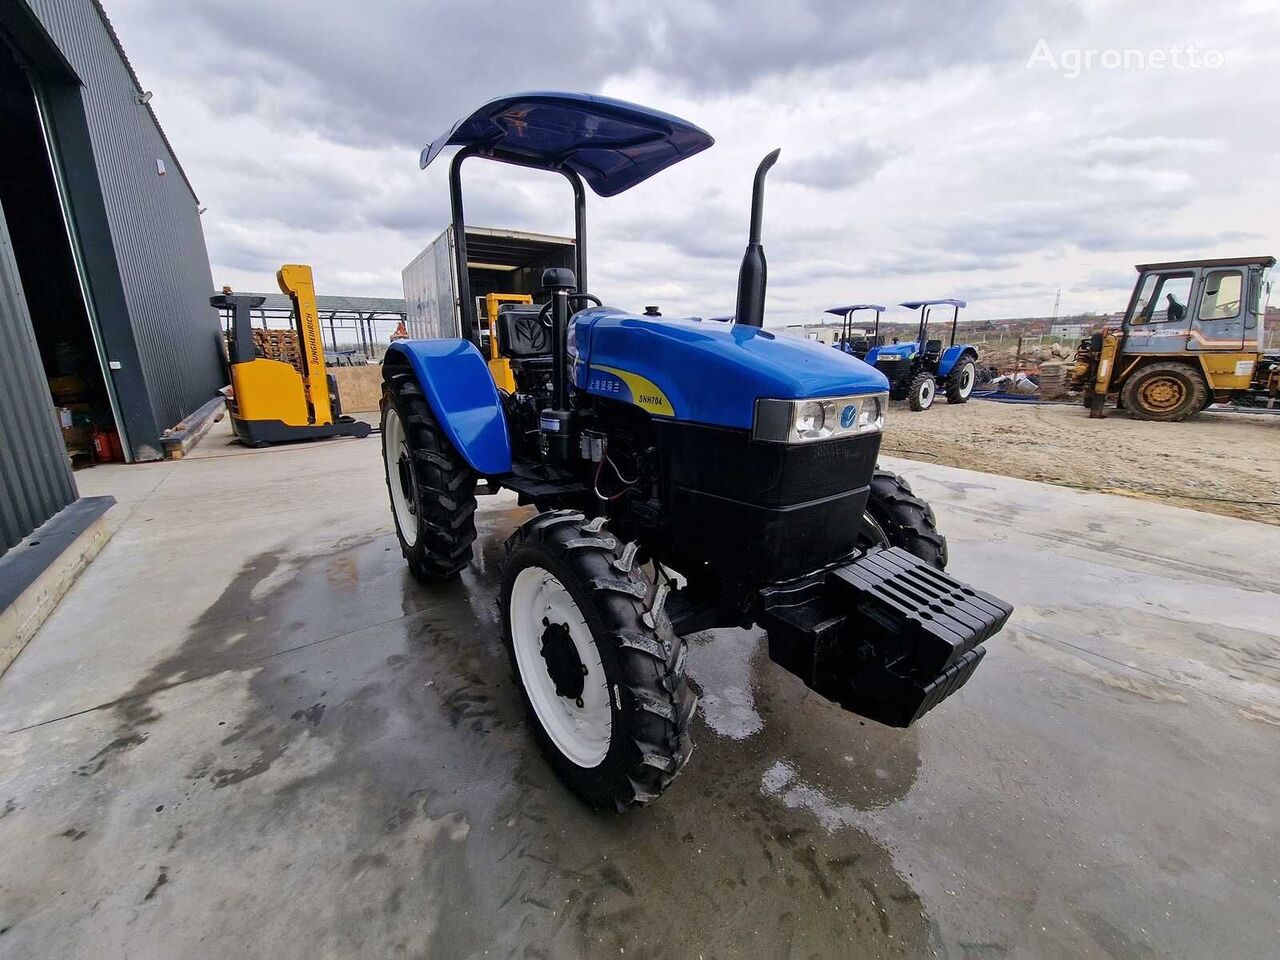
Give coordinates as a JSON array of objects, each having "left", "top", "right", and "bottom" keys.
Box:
[
  {"left": 899, "top": 299, "right": 967, "bottom": 309},
  {"left": 824, "top": 304, "right": 885, "bottom": 315},
  {"left": 419, "top": 92, "right": 714, "bottom": 197}
]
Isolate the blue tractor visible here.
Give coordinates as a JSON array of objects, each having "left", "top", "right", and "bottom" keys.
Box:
[
  {"left": 382, "top": 93, "right": 1011, "bottom": 810},
  {"left": 830, "top": 299, "right": 980, "bottom": 411},
  {"left": 827, "top": 303, "right": 885, "bottom": 357}
]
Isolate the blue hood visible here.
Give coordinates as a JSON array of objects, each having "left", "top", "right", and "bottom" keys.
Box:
[
  {"left": 570, "top": 310, "right": 889, "bottom": 429},
  {"left": 865, "top": 341, "right": 918, "bottom": 365}
]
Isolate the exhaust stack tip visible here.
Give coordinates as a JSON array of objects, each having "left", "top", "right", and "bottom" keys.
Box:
[{"left": 735, "top": 148, "right": 781, "bottom": 328}]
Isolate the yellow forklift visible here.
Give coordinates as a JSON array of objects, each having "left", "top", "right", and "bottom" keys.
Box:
[
  {"left": 1073, "top": 255, "right": 1276, "bottom": 420},
  {"left": 479, "top": 292, "right": 533, "bottom": 392},
  {"left": 212, "top": 264, "right": 372, "bottom": 446}
]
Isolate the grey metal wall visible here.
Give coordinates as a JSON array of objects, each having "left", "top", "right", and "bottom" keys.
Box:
[
  {"left": 0, "top": 196, "right": 77, "bottom": 555},
  {"left": 23, "top": 0, "right": 223, "bottom": 461}
]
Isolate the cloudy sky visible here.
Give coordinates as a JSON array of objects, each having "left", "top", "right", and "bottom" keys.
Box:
[{"left": 110, "top": 0, "right": 1280, "bottom": 327}]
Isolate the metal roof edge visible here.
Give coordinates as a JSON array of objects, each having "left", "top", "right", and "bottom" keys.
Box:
[{"left": 88, "top": 0, "right": 201, "bottom": 204}]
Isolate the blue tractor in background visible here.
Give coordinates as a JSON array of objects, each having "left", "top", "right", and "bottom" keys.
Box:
[
  {"left": 827, "top": 303, "right": 885, "bottom": 356},
  {"left": 382, "top": 92, "right": 1011, "bottom": 810},
  {"left": 830, "top": 298, "right": 980, "bottom": 411}
]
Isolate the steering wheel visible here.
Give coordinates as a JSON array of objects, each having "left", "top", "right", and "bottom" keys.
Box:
[{"left": 537, "top": 293, "right": 603, "bottom": 328}]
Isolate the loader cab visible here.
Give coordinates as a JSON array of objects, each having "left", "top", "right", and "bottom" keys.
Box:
[{"left": 1124, "top": 257, "right": 1274, "bottom": 353}]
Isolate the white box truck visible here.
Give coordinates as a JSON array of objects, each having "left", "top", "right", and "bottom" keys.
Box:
[{"left": 401, "top": 226, "right": 576, "bottom": 341}]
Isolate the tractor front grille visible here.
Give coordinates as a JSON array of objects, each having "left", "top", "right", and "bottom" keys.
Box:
[
  {"left": 652, "top": 421, "right": 882, "bottom": 594},
  {"left": 655, "top": 421, "right": 880, "bottom": 508}
]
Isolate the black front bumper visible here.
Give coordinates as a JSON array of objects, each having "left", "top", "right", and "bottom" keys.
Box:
[{"left": 759, "top": 547, "right": 1012, "bottom": 727}]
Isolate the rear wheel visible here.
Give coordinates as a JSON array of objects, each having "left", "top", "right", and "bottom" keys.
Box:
[
  {"left": 946, "top": 359, "right": 976, "bottom": 404},
  {"left": 908, "top": 373, "right": 936, "bottom": 411},
  {"left": 861, "top": 469, "right": 948, "bottom": 569},
  {"left": 1120, "top": 362, "right": 1208, "bottom": 422},
  {"left": 382, "top": 371, "right": 477, "bottom": 580},
  {"left": 502, "top": 511, "right": 696, "bottom": 810}
]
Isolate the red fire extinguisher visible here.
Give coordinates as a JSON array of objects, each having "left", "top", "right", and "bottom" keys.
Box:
[
  {"left": 91, "top": 427, "right": 111, "bottom": 463},
  {"left": 91, "top": 427, "right": 123, "bottom": 463}
]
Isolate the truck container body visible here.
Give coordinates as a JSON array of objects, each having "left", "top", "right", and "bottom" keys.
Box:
[{"left": 402, "top": 226, "right": 576, "bottom": 341}]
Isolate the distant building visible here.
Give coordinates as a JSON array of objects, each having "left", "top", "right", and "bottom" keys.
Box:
[{"left": 1050, "top": 323, "right": 1086, "bottom": 339}]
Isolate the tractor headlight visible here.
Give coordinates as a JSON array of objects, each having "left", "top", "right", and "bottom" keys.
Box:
[
  {"left": 858, "top": 395, "right": 885, "bottom": 431},
  {"left": 753, "top": 393, "right": 888, "bottom": 444},
  {"left": 794, "top": 401, "right": 828, "bottom": 438}
]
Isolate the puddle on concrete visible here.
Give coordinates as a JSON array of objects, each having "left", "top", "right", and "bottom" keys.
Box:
[
  {"left": 683, "top": 627, "right": 766, "bottom": 741},
  {"left": 10, "top": 502, "right": 937, "bottom": 958},
  {"left": 5, "top": 480, "right": 1279, "bottom": 960}
]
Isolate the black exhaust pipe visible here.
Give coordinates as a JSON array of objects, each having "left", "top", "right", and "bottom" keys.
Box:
[{"left": 734, "top": 148, "right": 780, "bottom": 328}]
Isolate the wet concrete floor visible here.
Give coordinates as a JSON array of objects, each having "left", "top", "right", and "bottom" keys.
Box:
[{"left": 1, "top": 425, "right": 1277, "bottom": 959}]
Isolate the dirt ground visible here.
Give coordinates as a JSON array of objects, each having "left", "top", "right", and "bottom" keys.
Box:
[{"left": 882, "top": 399, "right": 1280, "bottom": 526}]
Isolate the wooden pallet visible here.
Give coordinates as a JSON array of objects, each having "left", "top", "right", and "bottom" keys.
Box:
[{"left": 253, "top": 329, "right": 301, "bottom": 367}]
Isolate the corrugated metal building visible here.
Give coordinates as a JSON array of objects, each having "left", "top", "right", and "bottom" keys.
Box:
[{"left": 0, "top": 0, "right": 221, "bottom": 554}]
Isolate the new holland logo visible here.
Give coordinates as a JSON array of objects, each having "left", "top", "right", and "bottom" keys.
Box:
[{"left": 840, "top": 403, "right": 858, "bottom": 429}]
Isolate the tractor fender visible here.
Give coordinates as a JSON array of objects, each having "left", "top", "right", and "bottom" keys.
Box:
[
  {"left": 384, "top": 339, "right": 512, "bottom": 475},
  {"left": 937, "top": 345, "right": 978, "bottom": 377}
]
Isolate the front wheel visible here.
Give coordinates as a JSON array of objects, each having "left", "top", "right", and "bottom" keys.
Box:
[
  {"left": 382, "top": 370, "right": 477, "bottom": 580},
  {"left": 502, "top": 511, "right": 696, "bottom": 810},
  {"left": 907, "top": 373, "right": 936, "bottom": 411},
  {"left": 860, "top": 469, "right": 948, "bottom": 569},
  {"left": 1120, "top": 362, "right": 1208, "bottom": 422},
  {"left": 946, "top": 359, "right": 976, "bottom": 403}
]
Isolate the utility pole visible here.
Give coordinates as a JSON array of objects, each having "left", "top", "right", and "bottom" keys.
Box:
[{"left": 1052, "top": 289, "right": 1061, "bottom": 321}]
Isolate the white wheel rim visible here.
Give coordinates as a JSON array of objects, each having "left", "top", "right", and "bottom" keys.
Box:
[
  {"left": 384, "top": 407, "right": 418, "bottom": 548},
  {"left": 510, "top": 566, "right": 612, "bottom": 767},
  {"left": 960, "top": 364, "right": 974, "bottom": 398},
  {"left": 920, "top": 378, "right": 935, "bottom": 407}
]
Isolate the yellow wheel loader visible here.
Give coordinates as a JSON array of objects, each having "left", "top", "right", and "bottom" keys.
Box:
[{"left": 1072, "top": 256, "right": 1276, "bottom": 421}]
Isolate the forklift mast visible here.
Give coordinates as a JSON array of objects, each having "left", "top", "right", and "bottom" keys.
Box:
[{"left": 277, "top": 264, "right": 333, "bottom": 425}]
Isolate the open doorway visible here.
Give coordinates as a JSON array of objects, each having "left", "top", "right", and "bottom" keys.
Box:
[{"left": 0, "top": 38, "right": 120, "bottom": 467}]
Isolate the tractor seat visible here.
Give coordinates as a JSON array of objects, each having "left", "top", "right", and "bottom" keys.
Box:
[
  {"left": 850, "top": 337, "right": 871, "bottom": 355},
  {"left": 924, "top": 338, "right": 943, "bottom": 358},
  {"left": 496, "top": 304, "right": 552, "bottom": 359}
]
